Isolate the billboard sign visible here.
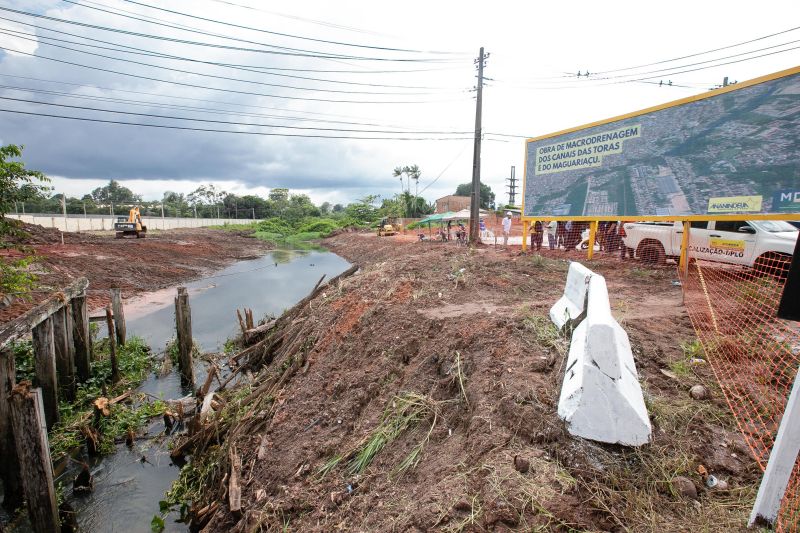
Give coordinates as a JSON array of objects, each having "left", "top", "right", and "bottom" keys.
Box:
[{"left": 523, "top": 67, "right": 800, "bottom": 218}]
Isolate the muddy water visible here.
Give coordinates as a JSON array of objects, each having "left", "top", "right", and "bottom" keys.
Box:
[{"left": 19, "top": 249, "right": 349, "bottom": 533}]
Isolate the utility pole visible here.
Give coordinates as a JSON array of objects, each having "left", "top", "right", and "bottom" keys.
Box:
[
  {"left": 469, "top": 47, "right": 488, "bottom": 245},
  {"left": 507, "top": 166, "right": 517, "bottom": 207}
]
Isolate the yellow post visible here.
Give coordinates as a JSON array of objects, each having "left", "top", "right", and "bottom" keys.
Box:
[
  {"left": 521, "top": 220, "right": 529, "bottom": 252},
  {"left": 678, "top": 220, "right": 690, "bottom": 276},
  {"left": 587, "top": 220, "right": 598, "bottom": 260}
]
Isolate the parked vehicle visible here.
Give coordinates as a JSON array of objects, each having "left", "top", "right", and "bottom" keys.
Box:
[{"left": 621, "top": 220, "right": 798, "bottom": 270}]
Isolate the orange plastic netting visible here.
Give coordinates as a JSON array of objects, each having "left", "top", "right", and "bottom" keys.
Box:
[{"left": 680, "top": 254, "right": 800, "bottom": 531}]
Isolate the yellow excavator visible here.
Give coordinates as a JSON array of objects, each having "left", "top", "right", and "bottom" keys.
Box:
[{"left": 114, "top": 207, "right": 147, "bottom": 239}]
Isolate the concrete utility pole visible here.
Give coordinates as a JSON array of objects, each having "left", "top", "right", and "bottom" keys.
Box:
[{"left": 469, "top": 47, "right": 488, "bottom": 245}]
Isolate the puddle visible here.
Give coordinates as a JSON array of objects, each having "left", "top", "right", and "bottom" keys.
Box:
[{"left": 1, "top": 248, "right": 350, "bottom": 532}]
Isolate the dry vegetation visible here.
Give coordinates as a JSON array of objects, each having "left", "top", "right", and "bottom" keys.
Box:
[{"left": 164, "top": 232, "right": 761, "bottom": 532}]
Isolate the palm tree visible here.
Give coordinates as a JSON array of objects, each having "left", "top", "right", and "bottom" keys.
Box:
[
  {"left": 406, "top": 164, "right": 421, "bottom": 217},
  {"left": 392, "top": 166, "right": 405, "bottom": 195}
]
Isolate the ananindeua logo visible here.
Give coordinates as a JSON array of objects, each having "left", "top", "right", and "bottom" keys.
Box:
[{"left": 707, "top": 195, "right": 763, "bottom": 213}]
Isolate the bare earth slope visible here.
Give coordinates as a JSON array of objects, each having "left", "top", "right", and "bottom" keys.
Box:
[
  {"left": 0, "top": 224, "right": 271, "bottom": 321},
  {"left": 184, "top": 233, "right": 759, "bottom": 532}
]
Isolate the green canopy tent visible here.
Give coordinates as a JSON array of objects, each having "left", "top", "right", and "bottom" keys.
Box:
[{"left": 417, "top": 211, "right": 454, "bottom": 239}]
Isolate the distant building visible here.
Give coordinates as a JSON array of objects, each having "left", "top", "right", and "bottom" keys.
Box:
[{"left": 434, "top": 195, "right": 470, "bottom": 213}]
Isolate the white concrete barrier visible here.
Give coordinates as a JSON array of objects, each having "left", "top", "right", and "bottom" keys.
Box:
[
  {"left": 549, "top": 261, "right": 593, "bottom": 329},
  {"left": 8, "top": 214, "right": 257, "bottom": 232},
  {"left": 557, "top": 274, "right": 652, "bottom": 446}
]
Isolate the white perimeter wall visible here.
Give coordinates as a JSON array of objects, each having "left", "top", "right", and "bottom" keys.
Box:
[{"left": 8, "top": 214, "right": 259, "bottom": 232}]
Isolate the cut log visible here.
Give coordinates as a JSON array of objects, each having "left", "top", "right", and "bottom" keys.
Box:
[
  {"left": 175, "top": 287, "right": 195, "bottom": 389},
  {"left": 105, "top": 306, "right": 120, "bottom": 384},
  {"left": 32, "top": 316, "right": 59, "bottom": 430},
  {"left": 0, "top": 348, "right": 22, "bottom": 511},
  {"left": 236, "top": 309, "right": 246, "bottom": 335},
  {"left": 8, "top": 382, "right": 59, "bottom": 533},
  {"left": 243, "top": 320, "right": 277, "bottom": 343},
  {"left": 110, "top": 288, "right": 126, "bottom": 346},
  {"left": 53, "top": 305, "right": 76, "bottom": 401},
  {"left": 0, "top": 278, "right": 89, "bottom": 350},
  {"left": 71, "top": 293, "right": 92, "bottom": 378},
  {"left": 198, "top": 366, "right": 217, "bottom": 399},
  {"left": 229, "top": 447, "right": 242, "bottom": 515}
]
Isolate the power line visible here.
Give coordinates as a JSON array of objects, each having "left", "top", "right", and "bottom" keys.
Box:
[
  {"left": 0, "top": 84, "right": 420, "bottom": 129},
  {"left": 0, "top": 28, "right": 465, "bottom": 97},
  {"left": 0, "top": 6, "right": 464, "bottom": 62},
  {"left": 0, "top": 17, "right": 460, "bottom": 90},
  {"left": 418, "top": 143, "right": 471, "bottom": 195},
  {"left": 593, "top": 24, "right": 800, "bottom": 75},
  {"left": 0, "top": 73, "right": 406, "bottom": 122},
  {"left": 582, "top": 38, "right": 800, "bottom": 82},
  {"left": 492, "top": 42, "right": 800, "bottom": 91},
  {"left": 0, "top": 46, "right": 470, "bottom": 105},
  {"left": 0, "top": 96, "right": 472, "bottom": 135},
  {"left": 0, "top": 107, "right": 474, "bottom": 141},
  {"left": 114, "top": 0, "right": 466, "bottom": 55},
  {"left": 204, "top": 0, "right": 393, "bottom": 38},
  {"left": 501, "top": 24, "right": 800, "bottom": 83}
]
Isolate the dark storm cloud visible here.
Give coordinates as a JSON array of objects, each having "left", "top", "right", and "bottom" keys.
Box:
[{"left": 0, "top": 4, "right": 387, "bottom": 197}]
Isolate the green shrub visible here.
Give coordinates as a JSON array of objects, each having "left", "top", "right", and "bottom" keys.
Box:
[{"left": 297, "top": 218, "right": 338, "bottom": 235}]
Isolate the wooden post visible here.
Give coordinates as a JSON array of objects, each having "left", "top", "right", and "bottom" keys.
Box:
[
  {"left": 53, "top": 305, "right": 76, "bottom": 401},
  {"left": 110, "top": 288, "right": 126, "bottom": 346},
  {"left": 71, "top": 293, "right": 92, "bottom": 381},
  {"left": 0, "top": 348, "right": 22, "bottom": 511},
  {"left": 175, "top": 287, "right": 195, "bottom": 389},
  {"left": 32, "top": 317, "right": 59, "bottom": 430},
  {"left": 8, "top": 382, "right": 60, "bottom": 533},
  {"left": 105, "top": 306, "right": 120, "bottom": 384}
]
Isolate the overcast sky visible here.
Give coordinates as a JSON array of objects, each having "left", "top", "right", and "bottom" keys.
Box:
[{"left": 1, "top": 0, "right": 798, "bottom": 206}]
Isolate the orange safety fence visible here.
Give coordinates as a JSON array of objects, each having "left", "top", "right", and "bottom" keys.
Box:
[{"left": 680, "top": 254, "right": 800, "bottom": 531}]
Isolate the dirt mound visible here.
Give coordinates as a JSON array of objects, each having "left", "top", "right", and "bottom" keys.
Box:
[
  {"left": 177, "top": 234, "right": 758, "bottom": 532},
  {"left": 0, "top": 226, "right": 271, "bottom": 322},
  {"left": 3, "top": 221, "right": 106, "bottom": 246}
]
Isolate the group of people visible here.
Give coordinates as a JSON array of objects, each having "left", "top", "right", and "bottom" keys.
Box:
[
  {"left": 433, "top": 220, "right": 468, "bottom": 244},
  {"left": 527, "top": 219, "right": 590, "bottom": 251},
  {"left": 499, "top": 213, "right": 630, "bottom": 258}
]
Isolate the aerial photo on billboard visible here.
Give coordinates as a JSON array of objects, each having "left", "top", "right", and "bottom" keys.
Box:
[{"left": 523, "top": 68, "right": 800, "bottom": 218}]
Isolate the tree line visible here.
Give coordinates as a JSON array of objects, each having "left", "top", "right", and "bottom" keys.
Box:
[{"left": 3, "top": 145, "right": 497, "bottom": 226}]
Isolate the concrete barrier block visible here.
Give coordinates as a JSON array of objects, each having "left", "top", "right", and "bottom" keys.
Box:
[
  {"left": 557, "top": 274, "right": 651, "bottom": 446},
  {"left": 550, "top": 262, "right": 593, "bottom": 329}
]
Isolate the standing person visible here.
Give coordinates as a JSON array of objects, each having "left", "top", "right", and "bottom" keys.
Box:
[
  {"left": 598, "top": 221, "right": 608, "bottom": 251},
  {"left": 532, "top": 220, "right": 543, "bottom": 251},
  {"left": 556, "top": 221, "right": 566, "bottom": 249},
  {"left": 619, "top": 221, "right": 633, "bottom": 260},
  {"left": 479, "top": 218, "right": 486, "bottom": 238},
  {"left": 605, "top": 221, "right": 619, "bottom": 253},
  {"left": 564, "top": 220, "right": 574, "bottom": 250},
  {"left": 446, "top": 220, "right": 453, "bottom": 242},
  {"left": 547, "top": 219, "right": 557, "bottom": 250},
  {"left": 502, "top": 212, "right": 512, "bottom": 247}
]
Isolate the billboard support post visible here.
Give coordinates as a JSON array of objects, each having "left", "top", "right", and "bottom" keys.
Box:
[
  {"left": 679, "top": 221, "right": 691, "bottom": 274},
  {"left": 521, "top": 220, "right": 528, "bottom": 252},
  {"left": 587, "top": 221, "right": 598, "bottom": 260}
]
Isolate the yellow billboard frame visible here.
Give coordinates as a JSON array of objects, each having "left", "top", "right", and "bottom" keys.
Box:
[{"left": 519, "top": 65, "right": 800, "bottom": 257}]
